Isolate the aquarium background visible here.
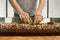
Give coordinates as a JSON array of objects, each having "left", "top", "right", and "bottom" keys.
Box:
[{"left": 0, "top": 0, "right": 60, "bottom": 23}]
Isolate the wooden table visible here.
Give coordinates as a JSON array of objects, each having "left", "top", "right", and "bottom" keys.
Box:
[{"left": 0, "top": 36, "right": 60, "bottom": 40}]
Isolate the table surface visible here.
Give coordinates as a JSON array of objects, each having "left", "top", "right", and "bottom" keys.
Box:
[{"left": 0, "top": 36, "right": 60, "bottom": 40}]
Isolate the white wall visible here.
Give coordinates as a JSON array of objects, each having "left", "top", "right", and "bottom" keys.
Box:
[
  {"left": 49, "top": 0, "right": 60, "bottom": 18},
  {"left": 0, "top": 0, "right": 6, "bottom": 17}
]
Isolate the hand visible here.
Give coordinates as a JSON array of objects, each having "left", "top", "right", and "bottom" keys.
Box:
[
  {"left": 34, "top": 11, "right": 43, "bottom": 24},
  {"left": 19, "top": 12, "right": 33, "bottom": 24}
]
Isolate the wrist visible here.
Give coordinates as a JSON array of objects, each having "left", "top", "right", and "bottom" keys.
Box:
[
  {"left": 35, "top": 11, "right": 42, "bottom": 15},
  {"left": 19, "top": 10, "right": 24, "bottom": 14}
]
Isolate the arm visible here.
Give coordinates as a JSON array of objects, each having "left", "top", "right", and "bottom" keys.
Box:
[
  {"left": 9, "top": 0, "right": 24, "bottom": 14},
  {"left": 9, "top": 0, "right": 33, "bottom": 24},
  {"left": 34, "top": 0, "right": 46, "bottom": 24},
  {"left": 37, "top": 0, "right": 46, "bottom": 14}
]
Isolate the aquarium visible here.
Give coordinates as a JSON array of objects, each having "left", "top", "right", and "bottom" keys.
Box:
[{"left": 0, "top": 0, "right": 60, "bottom": 36}]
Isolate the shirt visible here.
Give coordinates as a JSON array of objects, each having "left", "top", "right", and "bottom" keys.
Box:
[{"left": 15, "top": 0, "right": 38, "bottom": 16}]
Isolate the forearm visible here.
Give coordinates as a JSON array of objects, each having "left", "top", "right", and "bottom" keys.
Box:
[
  {"left": 37, "top": 0, "right": 46, "bottom": 12},
  {"left": 9, "top": 0, "right": 24, "bottom": 14}
]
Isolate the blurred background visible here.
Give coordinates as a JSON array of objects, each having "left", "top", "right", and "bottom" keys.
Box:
[{"left": 0, "top": 0, "right": 60, "bottom": 23}]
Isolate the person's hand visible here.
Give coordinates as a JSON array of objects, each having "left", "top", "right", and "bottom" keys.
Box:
[
  {"left": 34, "top": 11, "right": 43, "bottom": 24},
  {"left": 19, "top": 12, "right": 33, "bottom": 24}
]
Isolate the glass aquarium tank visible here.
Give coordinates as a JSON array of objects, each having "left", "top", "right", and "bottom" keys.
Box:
[{"left": 0, "top": 0, "right": 60, "bottom": 36}]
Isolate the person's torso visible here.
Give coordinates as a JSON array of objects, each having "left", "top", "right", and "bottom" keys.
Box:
[{"left": 15, "top": 0, "right": 38, "bottom": 16}]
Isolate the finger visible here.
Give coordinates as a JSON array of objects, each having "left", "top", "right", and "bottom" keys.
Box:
[
  {"left": 34, "top": 18, "right": 37, "bottom": 25},
  {"left": 34, "top": 20, "right": 36, "bottom": 25},
  {"left": 36, "top": 17, "right": 42, "bottom": 24},
  {"left": 34, "top": 16, "right": 40, "bottom": 24},
  {"left": 38, "top": 16, "right": 43, "bottom": 22},
  {"left": 27, "top": 18, "right": 31, "bottom": 24},
  {"left": 35, "top": 19, "right": 39, "bottom": 24},
  {"left": 25, "top": 16, "right": 30, "bottom": 24},
  {"left": 34, "top": 15, "right": 39, "bottom": 24},
  {"left": 23, "top": 16, "right": 27, "bottom": 24},
  {"left": 29, "top": 18, "right": 33, "bottom": 24},
  {"left": 26, "top": 17, "right": 33, "bottom": 24},
  {"left": 24, "top": 19, "right": 27, "bottom": 23}
]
